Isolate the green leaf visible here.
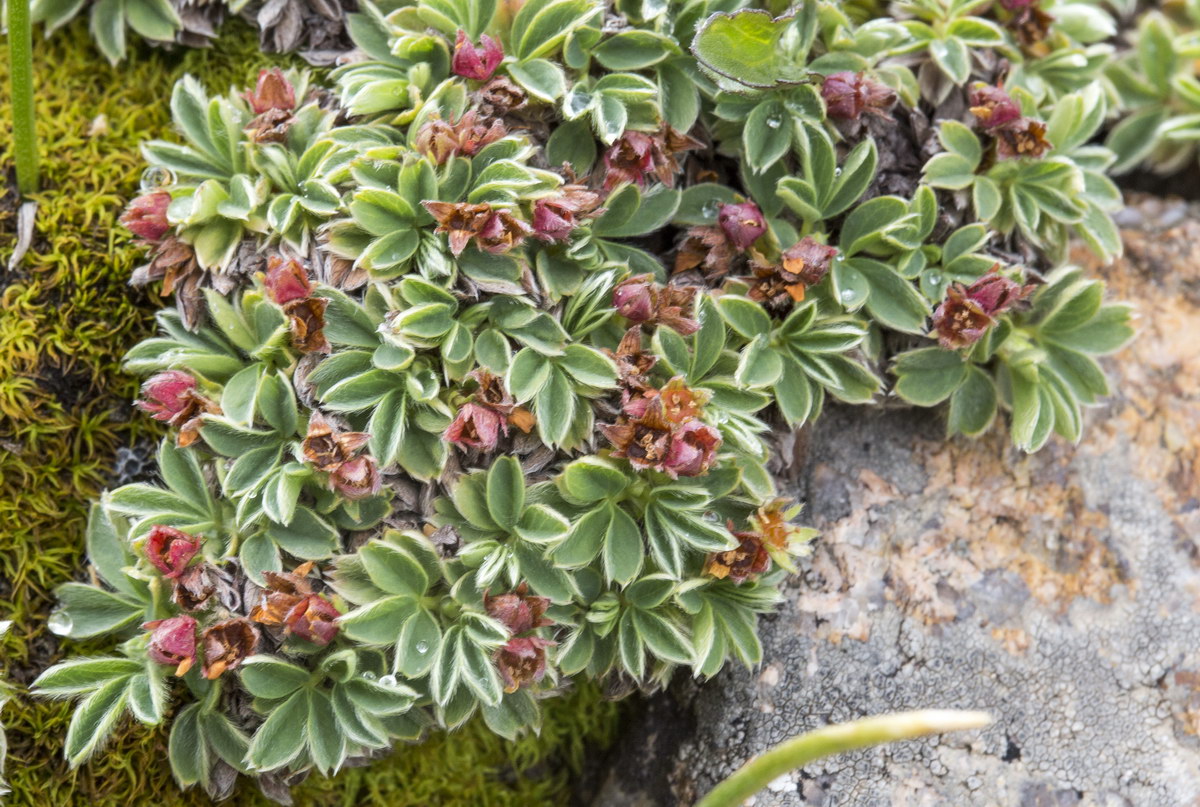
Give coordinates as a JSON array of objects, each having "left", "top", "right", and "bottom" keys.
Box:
[
  {"left": 64, "top": 676, "right": 129, "bottom": 766},
  {"left": 603, "top": 504, "right": 643, "bottom": 585},
  {"left": 692, "top": 9, "right": 807, "bottom": 88},
  {"left": 561, "top": 457, "right": 629, "bottom": 503},
  {"left": 247, "top": 690, "right": 309, "bottom": 772},
  {"left": 241, "top": 656, "right": 310, "bottom": 699},
  {"left": 554, "top": 504, "right": 610, "bottom": 567},
  {"left": 947, "top": 365, "right": 998, "bottom": 436},
  {"left": 360, "top": 540, "right": 430, "bottom": 598},
  {"left": 893, "top": 348, "right": 968, "bottom": 406},
  {"left": 744, "top": 100, "right": 791, "bottom": 174},
  {"left": 717, "top": 295, "right": 771, "bottom": 339},
  {"left": 486, "top": 456, "right": 526, "bottom": 531}
]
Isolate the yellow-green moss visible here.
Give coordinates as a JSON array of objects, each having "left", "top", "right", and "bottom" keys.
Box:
[{"left": 0, "top": 23, "right": 619, "bottom": 806}]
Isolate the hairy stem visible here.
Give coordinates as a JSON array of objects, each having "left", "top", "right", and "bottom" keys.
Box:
[
  {"left": 7, "top": 0, "right": 38, "bottom": 195},
  {"left": 695, "top": 709, "right": 992, "bottom": 807}
]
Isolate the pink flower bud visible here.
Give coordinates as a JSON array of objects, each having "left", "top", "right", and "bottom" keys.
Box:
[
  {"left": 781, "top": 237, "right": 838, "bottom": 286},
  {"left": 121, "top": 192, "right": 172, "bottom": 243},
  {"left": 144, "top": 525, "right": 202, "bottom": 579},
  {"left": 532, "top": 199, "right": 576, "bottom": 242},
  {"left": 244, "top": 68, "right": 296, "bottom": 115},
  {"left": 264, "top": 255, "right": 314, "bottom": 305},
  {"left": 821, "top": 72, "right": 897, "bottom": 121},
  {"left": 330, "top": 456, "right": 381, "bottom": 500},
  {"left": 717, "top": 202, "right": 767, "bottom": 249},
  {"left": 452, "top": 30, "right": 504, "bottom": 81},
  {"left": 444, "top": 402, "right": 508, "bottom": 450},
  {"left": 663, "top": 420, "right": 722, "bottom": 478},
  {"left": 136, "top": 371, "right": 198, "bottom": 422},
  {"left": 285, "top": 593, "right": 340, "bottom": 646},
  {"left": 144, "top": 615, "right": 198, "bottom": 676},
  {"left": 613, "top": 276, "right": 656, "bottom": 323}
]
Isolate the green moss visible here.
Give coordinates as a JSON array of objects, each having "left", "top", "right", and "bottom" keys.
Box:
[{"left": 0, "top": 23, "right": 619, "bottom": 807}]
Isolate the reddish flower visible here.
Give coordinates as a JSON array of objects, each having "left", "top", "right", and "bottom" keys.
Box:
[
  {"left": 969, "top": 83, "right": 1051, "bottom": 160},
  {"left": 674, "top": 225, "right": 740, "bottom": 281},
  {"left": 284, "top": 297, "right": 331, "bottom": 354},
  {"left": 485, "top": 584, "right": 554, "bottom": 693},
  {"left": 605, "top": 326, "right": 658, "bottom": 393},
  {"left": 968, "top": 84, "right": 1024, "bottom": 130},
  {"left": 201, "top": 618, "right": 260, "bottom": 679},
  {"left": 704, "top": 528, "right": 770, "bottom": 583},
  {"left": 121, "top": 191, "right": 172, "bottom": 243},
  {"left": 718, "top": 202, "right": 767, "bottom": 249},
  {"left": 612, "top": 275, "right": 700, "bottom": 336},
  {"left": 601, "top": 407, "right": 675, "bottom": 473},
  {"left": 330, "top": 456, "right": 382, "bottom": 500},
  {"left": 244, "top": 68, "right": 296, "bottom": 115},
  {"left": 931, "top": 267, "right": 1032, "bottom": 349},
  {"left": 144, "top": 525, "right": 202, "bottom": 579},
  {"left": 475, "top": 209, "right": 533, "bottom": 254},
  {"left": 284, "top": 593, "right": 341, "bottom": 646},
  {"left": 136, "top": 371, "right": 220, "bottom": 448},
  {"left": 172, "top": 565, "right": 217, "bottom": 612},
  {"left": 531, "top": 186, "right": 601, "bottom": 242},
  {"left": 302, "top": 411, "right": 370, "bottom": 473},
  {"left": 144, "top": 616, "right": 198, "bottom": 676},
  {"left": 423, "top": 201, "right": 495, "bottom": 256},
  {"left": 602, "top": 124, "right": 703, "bottom": 191},
  {"left": 613, "top": 275, "right": 655, "bottom": 323},
  {"left": 452, "top": 30, "right": 504, "bottom": 81},
  {"left": 821, "top": 72, "right": 897, "bottom": 121},
  {"left": 496, "top": 635, "right": 555, "bottom": 692},
  {"left": 137, "top": 370, "right": 197, "bottom": 423},
  {"left": 745, "top": 238, "right": 838, "bottom": 315},
  {"left": 415, "top": 110, "right": 507, "bottom": 164},
  {"left": 264, "top": 255, "right": 314, "bottom": 305},
  {"left": 474, "top": 76, "right": 527, "bottom": 118},
  {"left": 445, "top": 402, "right": 508, "bottom": 450},
  {"left": 249, "top": 562, "right": 315, "bottom": 626},
  {"left": 655, "top": 377, "right": 709, "bottom": 426},
  {"left": 782, "top": 238, "right": 838, "bottom": 287},
  {"left": 663, "top": 420, "right": 722, "bottom": 478},
  {"left": 748, "top": 498, "right": 814, "bottom": 572},
  {"left": 485, "top": 584, "right": 552, "bottom": 634}
]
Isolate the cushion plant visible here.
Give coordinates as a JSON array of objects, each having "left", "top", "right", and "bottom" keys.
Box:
[{"left": 31, "top": 0, "right": 1138, "bottom": 802}]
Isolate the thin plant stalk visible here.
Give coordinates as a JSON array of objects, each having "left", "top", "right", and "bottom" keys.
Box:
[
  {"left": 7, "top": 0, "right": 38, "bottom": 195},
  {"left": 695, "top": 709, "right": 993, "bottom": 807}
]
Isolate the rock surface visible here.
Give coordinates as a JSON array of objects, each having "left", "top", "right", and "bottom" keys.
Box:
[{"left": 592, "top": 198, "right": 1200, "bottom": 807}]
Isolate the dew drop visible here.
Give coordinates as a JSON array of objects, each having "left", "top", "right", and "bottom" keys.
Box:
[
  {"left": 840, "top": 288, "right": 856, "bottom": 302},
  {"left": 139, "top": 166, "right": 174, "bottom": 191},
  {"left": 361, "top": 671, "right": 377, "bottom": 681},
  {"left": 415, "top": 640, "right": 430, "bottom": 654},
  {"left": 379, "top": 674, "right": 398, "bottom": 687},
  {"left": 834, "top": 167, "right": 843, "bottom": 177},
  {"left": 928, "top": 272, "right": 943, "bottom": 285},
  {"left": 701, "top": 200, "right": 720, "bottom": 218},
  {"left": 766, "top": 116, "right": 782, "bottom": 129},
  {"left": 48, "top": 609, "right": 73, "bottom": 636}
]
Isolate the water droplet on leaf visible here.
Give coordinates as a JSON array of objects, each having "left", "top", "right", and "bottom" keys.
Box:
[
  {"left": 766, "top": 116, "right": 782, "bottom": 129},
  {"left": 840, "top": 288, "right": 856, "bottom": 302},
  {"left": 928, "top": 273, "right": 943, "bottom": 285},
  {"left": 379, "top": 674, "right": 398, "bottom": 687},
  {"left": 415, "top": 640, "right": 430, "bottom": 654},
  {"left": 361, "top": 671, "right": 377, "bottom": 681},
  {"left": 140, "top": 166, "right": 173, "bottom": 190},
  {"left": 48, "top": 610, "right": 72, "bottom": 636}
]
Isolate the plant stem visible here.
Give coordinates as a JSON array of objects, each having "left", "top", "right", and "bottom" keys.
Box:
[
  {"left": 694, "top": 709, "right": 992, "bottom": 807},
  {"left": 7, "top": 0, "right": 38, "bottom": 195}
]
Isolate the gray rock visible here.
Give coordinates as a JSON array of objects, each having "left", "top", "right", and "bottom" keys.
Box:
[{"left": 592, "top": 203, "right": 1200, "bottom": 807}]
